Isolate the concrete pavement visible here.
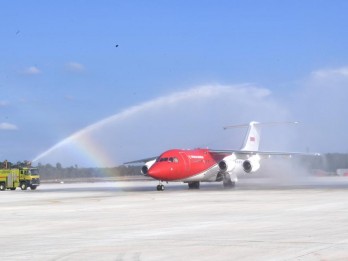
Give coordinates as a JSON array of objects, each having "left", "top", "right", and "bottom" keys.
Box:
[{"left": 1, "top": 177, "right": 348, "bottom": 260}]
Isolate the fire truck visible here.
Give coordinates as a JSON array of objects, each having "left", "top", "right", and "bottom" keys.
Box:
[{"left": 0, "top": 161, "right": 40, "bottom": 191}]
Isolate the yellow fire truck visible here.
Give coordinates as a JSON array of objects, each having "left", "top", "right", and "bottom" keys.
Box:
[{"left": 0, "top": 164, "right": 40, "bottom": 191}]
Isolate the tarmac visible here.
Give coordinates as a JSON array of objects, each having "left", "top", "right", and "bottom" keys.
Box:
[{"left": 1, "top": 177, "right": 348, "bottom": 261}]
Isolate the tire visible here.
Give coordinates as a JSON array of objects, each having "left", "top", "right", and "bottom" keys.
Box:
[
  {"left": 223, "top": 173, "right": 236, "bottom": 189},
  {"left": 0, "top": 183, "right": 6, "bottom": 191},
  {"left": 156, "top": 184, "right": 165, "bottom": 191},
  {"left": 10, "top": 187, "right": 16, "bottom": 191},
  {"left": 20, "top": 183, "right": 28, "bottom": 190},
  {"left": 223, "top": 180, "right": 236, "bottom": 188},
  {"left": 30, "top": 185, "right": 37, "bottom": 190},
  {"left": 188, "top": 182, "right": 200, "bottom": 189}
]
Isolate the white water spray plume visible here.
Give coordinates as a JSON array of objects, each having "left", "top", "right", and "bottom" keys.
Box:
[
  {"left": 33, "top": 84, "right": 293, "bottom": 167},
  {"left": 33, "top": 70, "right": 348, "bottom": 168}
]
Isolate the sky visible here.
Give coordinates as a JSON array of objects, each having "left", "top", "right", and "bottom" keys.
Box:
[{"left": 1, "top": 1, "right": 348, "bottom": 167}]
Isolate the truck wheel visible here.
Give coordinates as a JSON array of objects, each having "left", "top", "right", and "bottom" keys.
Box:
[
  {"left": 10, "top": 187, "right": 16, "bottom": 191},
  {"left": 20, "top": 183, "right": 28, "bottom": 190},
  {"left": 0, "top": 183, "right": 6, "bottom": 191},
  {"left": 30, "top": 185, "right": 37, "bottom": 190}
]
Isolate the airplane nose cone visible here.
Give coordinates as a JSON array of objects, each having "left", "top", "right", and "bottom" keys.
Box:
[{"left": 148, "top": 165, "right": 163, "bottom": 179}]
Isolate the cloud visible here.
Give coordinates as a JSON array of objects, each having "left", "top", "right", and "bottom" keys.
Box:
[
  {"left": 311, "top": 67, "right": 348, "bottom": 79},
  {"left": 23, "top": 66, "right": 41, "bottom": 75},
  {"left": 65, "top": 62, "right": 85, "bottom": 73},
  {"left": 0, "top": 122, "right": 18, "bottom": 130}
]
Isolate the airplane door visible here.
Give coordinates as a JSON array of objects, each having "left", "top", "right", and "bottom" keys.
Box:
[{"left": 179, "top": 152, "right": 190, "bottom": 173}]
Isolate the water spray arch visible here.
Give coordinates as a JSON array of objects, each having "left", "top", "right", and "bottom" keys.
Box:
[{"left": 33, "top": 84, "right": 291, "bottom": 167}]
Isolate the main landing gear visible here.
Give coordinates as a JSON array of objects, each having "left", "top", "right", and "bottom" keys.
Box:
[
  {"left": 223, "top": 173, "right": 236, "bottom": 189},
  {"left": 156, "top": 183, "right": 165, "bottom": 191},
  {"left": 188, "top": 181, "right": 200, "bottom": 189},
  {"left": 223, "top": 179, "right": 236, "bottom": 188}
]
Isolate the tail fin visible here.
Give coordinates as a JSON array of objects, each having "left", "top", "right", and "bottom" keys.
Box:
[
  {"left": 241, "top": 121, "right": 261, "bottom": 151},
  {"left": 223, "top": 121, "right": 299, "bottom": 151}
]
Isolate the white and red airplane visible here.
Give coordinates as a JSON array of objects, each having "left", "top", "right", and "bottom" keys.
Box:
[{"left": 125, "top": 121, "right": 314, "bottom": 191}]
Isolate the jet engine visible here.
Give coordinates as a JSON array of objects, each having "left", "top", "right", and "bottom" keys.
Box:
[
  {"left": 141, "top": 159, "right": 156, "bottom": 176},
  {"left": 218, "top": 154, "right": 236, "bottom": 172},
  {"left": 242, "top": 155, "right": 260, "bottom": 173}
]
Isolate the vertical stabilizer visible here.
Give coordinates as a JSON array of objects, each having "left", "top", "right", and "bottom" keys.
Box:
[
  {"left": 223, "top": 121, "right": 261, "bottom": 151},
  {"left": 240, "top": 121, "right": 261, "bottom": 151}
]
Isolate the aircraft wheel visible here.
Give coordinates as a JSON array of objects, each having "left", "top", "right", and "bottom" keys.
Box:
[
  {"left": 20, "top": 183, "right": 28, "bottom": 190},
  {"left": 156, "top": 185, "right": 165, "bottom": 191},
  {"left": 223, "top": 180, "right": 236, "bottom": 189},
  {"left": 223, "top": 173, "right": 236, "bottom": 189},
  {"left": 188, "top": 182, "right": 200, "bottom": 189}
]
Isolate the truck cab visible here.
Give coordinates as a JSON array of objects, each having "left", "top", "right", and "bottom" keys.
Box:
[{"left": 19, "top": 167, "right": 40, "bottom": 190}]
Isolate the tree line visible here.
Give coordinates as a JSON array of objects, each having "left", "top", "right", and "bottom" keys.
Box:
[
  {"left": 36, "top": 163, "right": 142, "bottom": 180},
  {"left": 2, "top": 153, "right": 348, "bottom": 180}
]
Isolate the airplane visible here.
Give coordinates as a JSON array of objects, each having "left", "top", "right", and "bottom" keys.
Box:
[{"left": 125, "top": 121, "right": 317, "bottom": 191}]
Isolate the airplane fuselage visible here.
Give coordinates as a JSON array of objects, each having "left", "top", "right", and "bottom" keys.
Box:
[{"left": 148, "top": 149, "right": 228, "bottom": 182}]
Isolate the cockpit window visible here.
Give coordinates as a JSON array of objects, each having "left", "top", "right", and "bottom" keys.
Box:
[
  {"left": 157, "top": 157, "right": 179, "bottom": 163},
  {"left": 169, "top": 157, "right": 179, "bottom": 163}
]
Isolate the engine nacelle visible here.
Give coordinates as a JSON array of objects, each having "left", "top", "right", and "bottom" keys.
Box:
[
  {"left": 141, "top": 159, "right": 156, "bottom": 176},
  {"left": 218, "top": 154, "right": 236, "bottom": 172},
  {"left": 242, "top": 155, "right": 260, "bottom": 173}
]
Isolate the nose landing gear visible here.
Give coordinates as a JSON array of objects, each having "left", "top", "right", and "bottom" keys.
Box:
[{"left": 156, "top": 184, "right": 165, "bottom": 191}]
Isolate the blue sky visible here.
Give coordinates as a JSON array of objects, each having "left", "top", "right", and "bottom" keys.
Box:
[{"left": 1, "top": 1, "right": 348, "bottom": 166}]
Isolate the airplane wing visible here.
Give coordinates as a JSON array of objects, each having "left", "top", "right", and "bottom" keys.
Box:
[{"left": 209, "top": 149, "right": 320, "bottom": 158}]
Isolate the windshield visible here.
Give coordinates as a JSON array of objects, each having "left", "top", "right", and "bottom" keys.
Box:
[
  {"left": 29, "top": 169, "right": 39, "bottom": 175},
  {"left": 156, "top": 157, "right": 178, "bottom": 163}
]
